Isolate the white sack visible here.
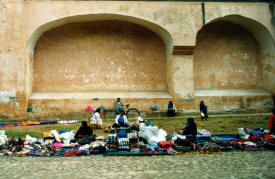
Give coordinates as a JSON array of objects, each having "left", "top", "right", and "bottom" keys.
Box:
[
  {"left": 25, "top": 135, "right": 38, "bottom": 144},
  {"left": 60, "top": 131, "right": 75, "bottom": 144},
  {"left": 49, "top": 130, "right": 61, "bottom": 142}
]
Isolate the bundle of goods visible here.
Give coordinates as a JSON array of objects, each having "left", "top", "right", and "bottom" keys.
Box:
[
  {"left": 117, "top": 138, "right": 130, "bottom": 151},
  {"left": 106, "top": 134, "right": 118, "bottom": 152},
  {"left": 196, "top": 129, "right": 211, "bottom": 142},
  {"left": 128, "top": 131, "right": 139, "bottom": 152}
]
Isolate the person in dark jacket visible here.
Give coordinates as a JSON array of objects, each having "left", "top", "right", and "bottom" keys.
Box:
[
  {"left": 183, "top": 118, "right": 197, "bottom": 142},
  {"left": 168, "top": 101, "right": 176, "bottom": 117},
  {"left": 74, "top": 121, "right": 93, "bottom": 140},
  {"left": 200, "top": 101, "right": 208, "bottom": 120}
]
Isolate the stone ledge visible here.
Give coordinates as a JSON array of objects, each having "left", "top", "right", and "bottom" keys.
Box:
[
  {"left": 195, "top": 89, "right": 272, "bottom": 97},
  {"left": 29, "top": 92, "right": 172, "bottom": 99}
]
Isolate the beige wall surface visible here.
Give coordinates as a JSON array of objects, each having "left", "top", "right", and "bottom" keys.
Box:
[
  {"left": 0, "top": 1, "right": 274, "bottom": 118},
  {"left": 194, "top": 21, "right": 262, "bottom": 90},
  {"left": 33, "top": 21, "right": 167, "bottom": 92}
]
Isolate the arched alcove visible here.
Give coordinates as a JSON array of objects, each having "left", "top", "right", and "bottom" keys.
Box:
[
  {"left": 194, "top": 21, "right": 262, "bottom": 90},
  {"left": 194, "top": 15, "right": 274, "bottom": 111},
  {"left": 33, "top": 20, "right": 167, "bottom": 92},
  {"left": 26, "top": 14, "right": 173, "bottom": 113}
]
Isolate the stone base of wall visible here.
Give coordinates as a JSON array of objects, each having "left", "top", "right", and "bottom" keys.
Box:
[
  {"left": 27, "top": 92, "right": 172, "bottom": 119},
  {"left": 194, "top": 89, "right": 274, "bottom": 113}
]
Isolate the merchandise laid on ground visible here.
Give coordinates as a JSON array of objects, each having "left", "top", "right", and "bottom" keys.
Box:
[{"left": 0, "top": 118, "right": 274, "bottom": 157}]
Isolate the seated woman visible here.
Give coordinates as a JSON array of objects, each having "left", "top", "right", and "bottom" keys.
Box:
[
  {"left": 113, "top": 110, "right": 129, "bottom": 128},
  {"left": 182, "top": 118, "right": 197, "bottom": 142},
  {"left": 90, "top": 108, "right": 103, "bottom": 129},
  {"left": 168, "top": 101, "right": 176, "bottom": 117},
  {"left": 74, "top": 121, "right": 94, "bottom": 145}
]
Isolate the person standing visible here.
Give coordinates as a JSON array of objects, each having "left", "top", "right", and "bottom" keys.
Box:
[
  {"left": 168, "top": 101, "right": 176, "bottom": 117},
  {"left": 115, "top": 98, "right": 124, "bottom": 115},
  {"left": 200, "top": 101, "right": 208, "bottom": 120},
  {"left": 269, "top": 108, "right": 275, "bottom": 134}
]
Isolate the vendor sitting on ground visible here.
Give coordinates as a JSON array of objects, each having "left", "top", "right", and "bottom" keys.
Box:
[
  {"left": 182, "top": 118, "right": 197, "bottom": 142},
  {"left": 90, "top": 108, "right": 103, "bottom": 129},
  {"left": 74, "top": 121, "right": 94, "bottom": 144},
  {"left": 269, "top": 108, "right": 275, "bottom": 134},
  {"left": 113, "top": 110, "right": 129, "bottom": 128}
]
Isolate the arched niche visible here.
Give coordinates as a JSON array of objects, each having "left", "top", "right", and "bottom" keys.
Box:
[
  {"left": 26, "top": 14, "right": 173, "bottom": 101},
  {"left": 194, "top": 15, "right": 275, "bottom": 96}
]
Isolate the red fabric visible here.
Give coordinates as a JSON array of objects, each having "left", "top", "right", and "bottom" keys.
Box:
[
  {"left": 158, "top": 141, "right": 172, "bottom": 149},
  {"left": 269, "top": 114, "right": 275, "bottom": 129},
  {"left": 263, "top": 134, "right": 273, "bottom": 140},
  {"left": 64, "top": 150, "right": 78, "bottom": 155}
]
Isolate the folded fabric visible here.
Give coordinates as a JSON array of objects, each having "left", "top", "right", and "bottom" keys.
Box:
[{"left": 50, "top": 142, "right": 63, "bottom": 148}]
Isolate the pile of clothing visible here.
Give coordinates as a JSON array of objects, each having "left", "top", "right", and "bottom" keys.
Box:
[
  {"left": 0, "top": 129, "right": 105, "bottom": 157},
  {"left": 1, "top": 120, "right": 275, "bottom": 157}
]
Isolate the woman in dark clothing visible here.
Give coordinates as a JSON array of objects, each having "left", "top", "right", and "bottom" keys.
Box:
[
  {"left": 200, "top": 101, "right": 208, "bottom": 120},
  {"left": 183, "top": 118, "right": 197, "bottom": 142},
  {"left": 168, "top": 101, "right": 176, "bottom": 117},
  {"left": 74, "top": 121, "right": 93, "bottom": 140}
]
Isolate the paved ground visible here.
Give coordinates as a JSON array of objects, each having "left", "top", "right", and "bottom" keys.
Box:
[{"left": 0, "top": 151, "right": 275, "bottom": 178}]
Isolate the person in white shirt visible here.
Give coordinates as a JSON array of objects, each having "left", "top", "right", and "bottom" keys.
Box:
[
  {"left": 90, "top": 108, "right": 103, "bottom": 128},
  {"left": 113, "top": 110, "right": 128, "bottom": 128}
]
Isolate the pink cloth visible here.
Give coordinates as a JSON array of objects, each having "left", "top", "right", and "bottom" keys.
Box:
[
  {"left": 50, "top": 142, "right": 63, "bottom": 148},
  {"left": 85, "top": 106, "right": 94, "bottom": 112}
]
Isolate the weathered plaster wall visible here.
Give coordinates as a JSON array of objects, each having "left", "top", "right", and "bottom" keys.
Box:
[
  {"left": 204, "top": 3, "right": 275, "bottom": 94},
  {"left": 194, "top": 21, "right": 261, "bottom": 90},
  {"left": 195, "top": 95, "right": 273, "bottom": 113},
  {"left": 0, "top": 1, "right": 274, "bottom": 118},
  {"left": 0, "top": 1, "right": 27, "bottom": 118},
  {"left": 33, "top": 21, "right": 167, "bottom": 92}
]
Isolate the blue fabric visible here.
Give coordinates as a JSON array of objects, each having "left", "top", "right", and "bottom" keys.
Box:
[
  {"left": 118, "top": 117, "right": 124, "bottom": 124},
  {"left": 117, "top": 130, "right": 127, "bottom": 138},
  {"left": 250, "top": 127, "right": 265, "bottom": 136},
  {"left": 59, "top": 129, "right": 71, "bottom": 134}
]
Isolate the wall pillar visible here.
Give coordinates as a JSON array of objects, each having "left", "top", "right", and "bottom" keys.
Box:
[{"left": 169, "top": 46, "right": 195, "bottom": 111}]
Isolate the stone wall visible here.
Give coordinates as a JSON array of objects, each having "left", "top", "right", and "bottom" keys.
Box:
[
  {"left": 0, "top": 1, "right": 274, "bottom": 118},
  {"left": 33, "top": 21, "right": 167, "bottom": 92},
  {"left": 194, "top": 21, "right": 261, "bottom": 90}
]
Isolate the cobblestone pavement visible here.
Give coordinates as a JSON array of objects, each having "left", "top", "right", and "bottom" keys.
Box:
[{"left": 0, "top": 152, "right": 275, "bottom": 179}]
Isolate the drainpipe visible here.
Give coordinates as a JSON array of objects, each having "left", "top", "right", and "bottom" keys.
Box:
[{"left": 201, "top": 2, "right": 205, "bottom": 27}]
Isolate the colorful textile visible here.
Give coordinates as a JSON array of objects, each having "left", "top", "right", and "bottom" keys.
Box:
[{"left": 21, "top": 121, "right": 40, "bottom": 126}]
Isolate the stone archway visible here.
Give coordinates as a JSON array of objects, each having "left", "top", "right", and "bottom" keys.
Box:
[
  {"left": 26, "top": 14, "right": 173, "bottom": 114},
  {"left": 33, "top": 20, "right": 167, "bottom": 93},
  {"left": 193, "top": 15, "right": 275, "bottom": 112}
]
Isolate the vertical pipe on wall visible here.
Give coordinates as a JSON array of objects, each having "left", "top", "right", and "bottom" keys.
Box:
[{"left": 201, "top": 2, "right": 205, "bottom": 27}]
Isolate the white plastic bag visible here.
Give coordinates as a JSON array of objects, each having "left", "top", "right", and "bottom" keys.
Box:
[
  {"left": 197, "top": 129, "right": 211, "bottom": 136},
  {"left": 60, "top": 131, "right": 75, "bottom": 144},
  {"left": 139, "top": 125, "right": 167, "bottom": 146},
  {"left": 0, "top": 130, "right": 5, "bottom": 136},
  {"left": 238, "top": 128, "right": 250, "bottom": 139},
  {"left": 157, "top": 129, "right": 167, "bottom": 142},
  {"left": 0, "top": 135, "right": 8, "bottom": 146},
  {"left": 49, "top": 130, "right": 61, "bottom": 142},
  {"left": 25, "top": 135, "right": 38, "bottom": 144}
]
